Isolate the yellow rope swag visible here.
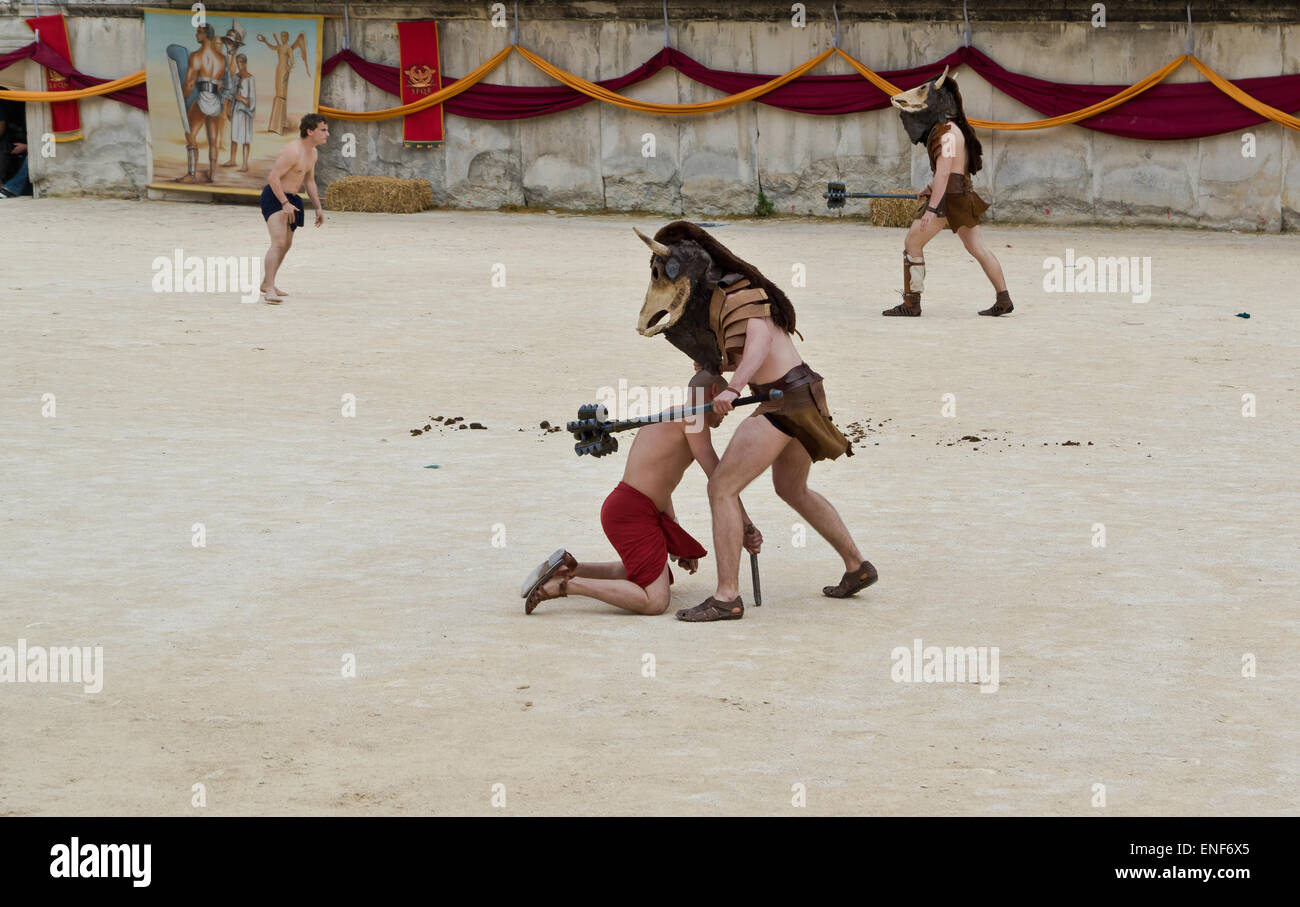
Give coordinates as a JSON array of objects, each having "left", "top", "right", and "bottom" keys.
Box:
[
  {"left": 0, "top": 69, "right": 144, "bottom": 101},
  {"left": 4, "top": 46, "right": 1299, "bottom": 132}
]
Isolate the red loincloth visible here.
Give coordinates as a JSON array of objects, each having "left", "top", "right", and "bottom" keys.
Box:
[{"left": 600, "top": 481, "right": 708, "bottom": 589}]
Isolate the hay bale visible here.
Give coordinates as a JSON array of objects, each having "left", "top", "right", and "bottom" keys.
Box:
[
  {"left": 870, "top": 189, "right": 920, "bottom": 228},
  {"left": 325, "top": 175, "right": 433, "bottom": 214}
]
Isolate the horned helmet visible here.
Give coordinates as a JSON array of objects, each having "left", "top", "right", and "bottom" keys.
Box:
[
  {"left": 891, "top": 65, "right": 960, "bottom": 145},
  {"left": 633, "top": 222, "right": 799, "bottom": 376},
  {"left": 634, "top": 226, "right": 725, "bottom": 374}
]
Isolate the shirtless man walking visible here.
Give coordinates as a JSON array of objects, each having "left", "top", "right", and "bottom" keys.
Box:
[
  {"left": 521, "top": 370, "right": 761, "bottom": 615},
  {"left": 259, "top": 113, "right": 328, "bottom": 303}
]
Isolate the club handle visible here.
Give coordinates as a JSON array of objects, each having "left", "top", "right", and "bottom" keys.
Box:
[{"left": 730, "top": 389, "right": 778, "bottom": 408}]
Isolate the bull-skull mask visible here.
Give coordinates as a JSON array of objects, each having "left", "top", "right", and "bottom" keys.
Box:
[
  {"left": 890, "top": 65, "right": 959, "bottom": 145},
  {"left": 634, "top": 227, "right": 725, "bottom": 374}
]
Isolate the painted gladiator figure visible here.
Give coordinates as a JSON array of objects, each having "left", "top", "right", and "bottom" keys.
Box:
[
  {"left": 883, "top": 66, "right": 1013, "bottom": 317},
  {"left": 177, "top": 25, "right": 226, "bottom": 183},
  {"left": 635, "top": 222, "right": 876, "bottom": 622}
]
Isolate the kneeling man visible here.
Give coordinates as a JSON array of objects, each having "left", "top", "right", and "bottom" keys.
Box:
[{"left": 521, "top": 371, "right": 761, "bottom": 615}]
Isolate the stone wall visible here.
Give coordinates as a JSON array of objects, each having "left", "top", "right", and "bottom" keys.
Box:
[{"left": 3, "top": 0, "right": 1299, "bottom": 230}]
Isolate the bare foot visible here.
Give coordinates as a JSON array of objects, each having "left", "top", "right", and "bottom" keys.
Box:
[
  {"left": 238, "top": 166, "right": 249, "bottom": 172},
  {"left": 273, "top": 288, "right": 290, "bottom": 297},
  {"left": 220, "top": 159, "right": 237, "bottom": 168}
]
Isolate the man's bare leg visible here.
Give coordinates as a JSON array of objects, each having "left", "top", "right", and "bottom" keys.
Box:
[
  {"left": 957, "top": 225, "right": 1014, "bottom": 315},
  {"left": 535, "top": 564, "right": 670, "bottom": 615},
  {"left": 571, "top": 560, "right": 626, "bottom": 580},
  {"left": 204, "top": 119, "right": 218, "bottom": 182},
  {"left": 222, "top": 138, "right": 238, "bottom": 167},
  {"left": 239, "top": 144, "right": 249, "bottom": 172},
  {"left": 707, "top": 416, "right": 792, "bottom": 601},
  {"left": 771, "top": 440, "right": 863, "bottom": 570},
  {"left": 905, "top": 215, "right": 946, "bottom": 261},
  {"left": 262, "top": 212, "right": 291, "bottom": 300},
  {"left": 956, "top": 225, "right": 1006, "bottom": 291}
]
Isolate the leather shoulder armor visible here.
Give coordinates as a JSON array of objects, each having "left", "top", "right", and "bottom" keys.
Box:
[{"left": 709, "top": 278, "right": 771, "bottom": 372}]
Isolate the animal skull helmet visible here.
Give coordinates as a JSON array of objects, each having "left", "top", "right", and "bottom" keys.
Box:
[
  {"left": 633, "top": 226, "right": 726, "bottom": 374},
  {"left": 634, "top": 227, "right": 721, "bottom": 338},
  {"left": 890, "top": 65, "right": 959, "bottom": 145}
]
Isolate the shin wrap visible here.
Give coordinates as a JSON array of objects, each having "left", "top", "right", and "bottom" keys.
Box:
[{"left": 903, "top": 252, "right": 925, "bottom": 296}]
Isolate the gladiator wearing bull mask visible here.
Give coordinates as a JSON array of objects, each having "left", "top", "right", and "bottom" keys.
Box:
[
  {"left": 635, "top": 222, "right": 877, "bottom": 622},
  {"left": 177, "top": 25, "right": 226, "bottom": 184},
  {"left": 883, "top": 66, "right": 1013, "bottom": 317}
]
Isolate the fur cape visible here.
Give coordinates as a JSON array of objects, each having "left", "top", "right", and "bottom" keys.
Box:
[{"left": 652, "top": 220, "right": 798, "bottom": 336}]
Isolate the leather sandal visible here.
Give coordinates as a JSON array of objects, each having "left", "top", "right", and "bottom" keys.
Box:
[
  {"left": 979, "top": 291, "right": 1014, "bottom": 316},
  {"left": 823, "top": 560, "right": 879, "bottom": 598},
  {"left": 525, "top": 575, "right": 569, "bottom": 614},
  {"left": 520, "top": 549, "right": 577, "bottom": 599},
  {"left": 675, "top": 596, "right": 744, "bottom": 622},
  {"left": 883, "top": 292, "right": 922, "bottom": 316},
  {"left": 522, "top": 549, "right": 577, "bottom": 614}
]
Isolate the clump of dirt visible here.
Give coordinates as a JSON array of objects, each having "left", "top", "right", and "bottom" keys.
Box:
[
  {"left": 411, "top": 415, "right": 487, "bottom": 436},
  {"left": 844, "top": 418, "right": 891, "bottom": 447},
  {"left": 515, "top": 420, "right": 564, "bottom": 435}
]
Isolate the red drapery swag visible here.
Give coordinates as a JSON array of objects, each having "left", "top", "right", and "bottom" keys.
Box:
[
  {"left": 321, "top": 44, "right": 1300, "bottom": 140},
  {"left": 7, "top": 38, "right": 1300, "bottom": 142}
]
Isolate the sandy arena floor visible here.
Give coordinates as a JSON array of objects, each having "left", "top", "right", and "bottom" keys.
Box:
[{"left": 1, "top": 198, "right": 1296, "bottom": 816}]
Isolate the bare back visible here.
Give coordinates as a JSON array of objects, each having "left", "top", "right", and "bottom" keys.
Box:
[
  {"left": 621, "top": 421, "right": 695, "bottom": 511},
  {"left": 186, "top": 42, "right": 225, "bottom": 89}
]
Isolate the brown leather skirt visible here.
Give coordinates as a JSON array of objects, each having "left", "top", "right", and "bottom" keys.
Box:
[
  {"left": 915, "top": 173, "right": 989, "bottom": 232},
  {"left": 748, "top": 363, "right": 853, "bottom": 462}
]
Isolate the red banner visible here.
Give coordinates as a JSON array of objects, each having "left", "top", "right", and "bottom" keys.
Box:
[
  {"left": 25, "top": 13, "right": 81, "bottom": 137},
  {"left": 396, "top": 20, "right": 443, "bottom": 148}
]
